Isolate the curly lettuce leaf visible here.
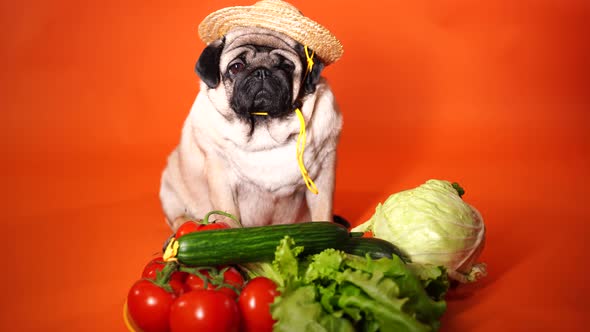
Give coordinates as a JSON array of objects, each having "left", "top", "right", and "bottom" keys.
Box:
[
  {"left": 272, "top": 284, "right": 356, "bottom": 332},
  {"left": 240, "top": 261, "right": 285, "bottom": 287},
  {"left": 338, "top": 284, "right": 430, "bottom": 332},
  {"left": 271, "top": 285, "right": 327, "bottom": 332},
  {"left": 407, "top": 263, "right": 450, "bottom": 301},
  {"left": 303, "top": 248, "right": 345, "bottom": 283}
]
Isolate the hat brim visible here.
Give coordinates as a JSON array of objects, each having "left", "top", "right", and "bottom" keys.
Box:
[{"left": 198, "top": 4, "right": 343, "bottom": 65}]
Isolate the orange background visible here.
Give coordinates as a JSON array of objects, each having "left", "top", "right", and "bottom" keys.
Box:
[{"left": 1, "top": 0, "right": 589, "bottom": 330}]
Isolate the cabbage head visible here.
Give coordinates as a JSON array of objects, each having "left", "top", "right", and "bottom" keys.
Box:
[{"left": 353, "top": 179, "right": 487, "bottom": 283}]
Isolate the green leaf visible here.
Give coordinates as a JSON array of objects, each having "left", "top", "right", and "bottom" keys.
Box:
[
  {"left": 318, "top": 314, "right": 356, "bottom": 332},
  {"left": 451, "top": 182, "right": 465, "bottom": 198},
  {"left": 255, "top": 238, "right": 448, "bottom": 332},
  {"left": 304, "top": 248, "right": 345, "bottom": 283},
  {"left": 337, "top": 284, "right": 430, "bottom": 332},
  {"left": 406, "top": 263, "right": 450, "bottom": 301},
  {"left": 345, "top": 255, "right": 447, "bottom": 330},
  {"left": 387, "top": 263, "right": 447, "bottom": 327},
  {"left": 339, "top": 268, "right": 406, "bottom": 313},
  {"left": 240, "top": 261, "right": 285, "bottom": 287},
  {"left": 318, "top": 282, "right": 338, "bottom": 313},
  {"left": 271, "top": 286, "right": 327, "bottom": 332},
  {"left": 273, "top": 236, "right": 304, "bottom": 288}
]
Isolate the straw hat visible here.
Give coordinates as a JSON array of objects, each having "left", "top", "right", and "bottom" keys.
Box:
[{"left": 198, "top": 0, "right": 343, "bottom": 65}]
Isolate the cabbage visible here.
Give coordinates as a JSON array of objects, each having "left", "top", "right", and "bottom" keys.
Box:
[{"left": 353, "top": 179, "right": 487, "bottom": 283}]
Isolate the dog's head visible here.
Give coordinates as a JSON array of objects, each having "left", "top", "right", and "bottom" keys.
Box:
[{"left": 195, "top": 27, "right": 325, "bottom": 121}]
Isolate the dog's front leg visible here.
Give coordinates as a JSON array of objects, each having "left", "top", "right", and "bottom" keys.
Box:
[
  {"left": 205, "top": 157, "right": 242, "bottom": 228},
  {"left": 306, "top": 151, "right": 337, "bottom": 223}
]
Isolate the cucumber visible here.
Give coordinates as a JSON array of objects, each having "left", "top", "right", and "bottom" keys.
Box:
[
  {"left": 337, "top": 237, "right": 411, "bottom": 263},
  {"left": 168, "top": 222, "right": 349, "bottom": 266}
]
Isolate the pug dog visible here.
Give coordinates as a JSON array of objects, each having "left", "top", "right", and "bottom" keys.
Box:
[{"left": 159, "top": 26, "right": 342, "bottom": 230}]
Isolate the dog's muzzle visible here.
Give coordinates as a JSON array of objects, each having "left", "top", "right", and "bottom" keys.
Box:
[{"left": 231, "top": 67, "right": 292, "bottom": 118}]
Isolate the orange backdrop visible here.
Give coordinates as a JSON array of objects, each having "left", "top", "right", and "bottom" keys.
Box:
[{"left": 1, "top": 0, "right": 589, "bottom": 330}]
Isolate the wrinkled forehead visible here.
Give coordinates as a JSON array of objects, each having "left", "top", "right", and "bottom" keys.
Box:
[
  {"left": 220, "top": 27, "right": 301, "bottom": 68},
  {"left": 224, "top": 26, "right": 299, "bottom": 51}
]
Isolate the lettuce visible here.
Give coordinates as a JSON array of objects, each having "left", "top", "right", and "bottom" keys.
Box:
[{"left": 268, "top": 237, "right": 448, "bottom": 332}]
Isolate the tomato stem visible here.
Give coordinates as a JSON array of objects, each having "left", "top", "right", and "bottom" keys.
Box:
[
  {"left": 202, "top": 210, "right": 241, "bottom": 226},
  {"left": 147, "top": 261, "right": 179, "bottom": 293},
  {"left": 182, "top": 267, "right": 213, "bottom": 289},
  {"left": 180, "top": 265, "right": 242, "bottom": 296},
  {"left": 179, "top": 265, "right": 218, "bottom": 275}
]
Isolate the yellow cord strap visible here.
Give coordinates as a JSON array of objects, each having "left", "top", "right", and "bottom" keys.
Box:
[
  {"left": 295, "top": 107, "right": 318, "bottom": 194},
  {"left": 304, "top": 45, "right": 315, "bottom": 78},
  {"left": 296, "top": 45, "right": 318, "bottom": 194}
]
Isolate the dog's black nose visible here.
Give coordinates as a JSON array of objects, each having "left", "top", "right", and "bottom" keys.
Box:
[{"left": 253, "top": 68, "right": 271, "bottom": 80}]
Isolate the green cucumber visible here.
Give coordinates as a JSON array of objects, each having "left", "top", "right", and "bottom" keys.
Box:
[
  {"left": 169, "top": 222, "right": 349, "bottom": 266},
  {"left": 337, "top": 237, "right": 411, "bottom": 263}
]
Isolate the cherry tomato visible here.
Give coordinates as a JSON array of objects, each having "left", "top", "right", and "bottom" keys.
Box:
[
  {"left": 238, "top": 277, "right": 280, "bottom": 332},
  {"left": 219, "top": 266, "right": 245, "bottom": 296},
  {"left": 171, "top": 271, "right": 188, "bottom": 283},
  {"left": 169, "top": 289, "right": 240, "bottom": 332},
  {"left": 141, "top": 258, "right": 188, "bottom": 296},
  {"left": 185, "top": 271, "right": 211, "bottom": 291},
  {"left": 176, "top": 221, "right": 230, "bottom": 238},
  {"left": 185, "top": 267, "right": 244, "bottom": 299},
  {"left": 141, "top": 256, "right": 165, "bottom": 279},
  {"left": 127, "top": 279, "right": 175, "bottom": 332},
  {"left": 175, "top": 221, "right": 201, "bottom": 238},
  {"left": 168, "top": 272, "right": 190, "bottom": 297},
  {"left": 199, "top": 222, "right": 230, "bottom": 231}
]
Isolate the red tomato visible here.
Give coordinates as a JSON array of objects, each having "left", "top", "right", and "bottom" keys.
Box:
[
  {"left": 171, "top": 271, "right": 188, "bottom": 283},
  {"left": 219, "top": 267, "right": 245, "bottom": 295},
  {"left": 141, "top": 257, "right": 188, "bottom": 296},
  {"left": 185, "top": 267, "right": 244, "bottom": 299},
  {"left": 168, "top": 272, "right": 190, "bottom": 297},
  {"left": 185, "top": 271, "right": 211, "bottom": 291},
  {"left": 127, "top": 279, "right": 175, "bottom": 332},
  {"left": 169, "top": 289, "right": 240, "bottom": 332},
  {"left": 199, "top": 222, "right": 230, "bottom": 231},
  {"left": 175, "top": 221, "right": 200, "bottom": 238},
  {"left": 141, "top": 256, "right": 165, "bottom": 279},
  {"left": 238, "top": 277, "right": 280, "bottom": 332},
  {"left": 176, "top": 221, "right": 229, "bottom": 238}
]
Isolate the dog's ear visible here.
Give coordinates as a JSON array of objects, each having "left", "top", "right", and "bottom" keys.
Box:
[
  {"left": 195, "top": 38, "right": 225, "bottom": 88},
  {"left": 296, "top": 44, "right": 325, "bottom": 95}
]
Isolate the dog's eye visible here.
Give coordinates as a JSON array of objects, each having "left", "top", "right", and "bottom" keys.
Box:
[
  {"left": 229, "top": 62, "right": 245, "bottom": 75},
  {"left": 280, "top": 61, "right": 295, "bottom": 73}
]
